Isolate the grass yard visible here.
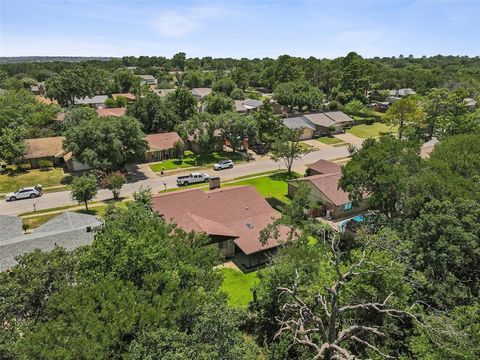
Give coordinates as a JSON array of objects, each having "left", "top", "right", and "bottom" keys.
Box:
[
  {"left": 317, "top": 137, "right": 344, "bottom": 145},
  {"left": 149, "top": 150, "right": 245, "bottom": 172},
  {"left": 0, "top": 167, "right": 70, "bottom": 194},
  {"left": 21, "top": 201, "right": 129, "bottom": 229},
  {"left": 347, "top": 122, "right": 397, "bottom": 139},
  {"left": 224, "top": 172, "right": 299, "bottom": 203},
  {"left": 219, "top": 268, "right": 260, "bottom": 307}
]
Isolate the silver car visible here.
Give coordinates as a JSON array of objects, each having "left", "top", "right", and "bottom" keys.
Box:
[
  {"left": 213, "top": 159, "right": 234, "bottom": 170},
  {"left": 5, "top": 186, "right": 42, "bottom": 201}
]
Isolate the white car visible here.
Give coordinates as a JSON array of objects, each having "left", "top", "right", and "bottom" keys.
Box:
[
  {"left": 176, "top": 173, "right": 210, "bottom": 186},
  {"left": 5, "top": 187, "right": 42, "bottom": 201},
  {"left": 213, "top": 159, "right": 234, "bottom": 171}
]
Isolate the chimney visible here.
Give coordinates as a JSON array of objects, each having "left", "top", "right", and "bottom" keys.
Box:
[{"left": 209, "top": 176, "right": 220, "bottom": 190}]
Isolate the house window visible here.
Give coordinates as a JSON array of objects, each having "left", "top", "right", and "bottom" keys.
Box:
[
  {"left": 343, "top": 202, "right": 353, "bottom": 211},
  {"left": 218, "top": 242, "right": 225, "bottom": 249}
]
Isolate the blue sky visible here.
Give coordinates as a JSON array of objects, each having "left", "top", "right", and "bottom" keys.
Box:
[{"left": 1, "top": 0, "right": 479, "bottom": 58}]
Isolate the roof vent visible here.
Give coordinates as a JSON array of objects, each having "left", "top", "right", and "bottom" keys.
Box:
[{"left": 245, "top": 223, "right": 255, "bottom": 229}]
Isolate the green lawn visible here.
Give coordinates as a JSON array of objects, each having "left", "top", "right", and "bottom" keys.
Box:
[
  {"left": 0, "top": 167, "right": 70, "bottom": 194},
  {"left": 21, "top": 201, "right": 128, "bottom": 229},
  {"left": 219, "top": 268, "right": 260, "bottom": 307},
  {"left": 224, "top": 172, "right": 299, "bottom": 203},
  {"left": 347, "top": 122, "right": 397, "bottom": 139},
  {"left": 317, "top": 137, "right": 344, "bottom": 145},
  {"left": 149, "top": 151, "right": 245, "bottom": 172}
]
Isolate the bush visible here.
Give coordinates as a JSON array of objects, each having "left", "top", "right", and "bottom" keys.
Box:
[{"left": 37, "top": 159, "right": 53, "bottom": 169}]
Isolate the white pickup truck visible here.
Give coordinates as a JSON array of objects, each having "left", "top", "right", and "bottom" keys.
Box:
[{"left": 176, "top": 173, "right": 210, "bottom": 186}]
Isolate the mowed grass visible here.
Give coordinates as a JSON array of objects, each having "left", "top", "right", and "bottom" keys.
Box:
[
  {"left": 224, "top": 172, "right": 299, "bottom": 203},
  {"left": 0, "top": 167, "right": 69, "bottom": 194},
  {"left": 317, "top": 137, "right": 344, "bottom": 145},
  {"left": 149, "top": 150, "right": 245, "bottom": 172},
  {"left": 21, "top": 201, "right": 129, "bottom": 229},
  {"left": 347, "top": 122, "right": 397, "bottom": 139},
  {"left": 220, "top": 268, "right": 260, "bottom": 307}
]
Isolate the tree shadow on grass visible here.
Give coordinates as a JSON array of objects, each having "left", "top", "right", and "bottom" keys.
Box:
[{"left": 269, "top": 172, "right": 300, "bottom": 182}]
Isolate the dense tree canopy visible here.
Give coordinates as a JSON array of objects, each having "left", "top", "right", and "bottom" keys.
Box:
[{"left": 63, "top": 115, "right": 148, "bottom": 172}]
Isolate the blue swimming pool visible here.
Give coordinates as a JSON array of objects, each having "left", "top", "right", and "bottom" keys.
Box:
[{"left": 338, "top": 215, "right": 364, "bottom": 232}]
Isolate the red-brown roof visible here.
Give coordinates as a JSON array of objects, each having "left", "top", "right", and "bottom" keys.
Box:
[
  {"left": 151, "top": 186, "right": 288, "bottom": 255},
  {"left": 146, "top": 132, "right": 182, "bottom": 151},
  {"left": 24, "top": 137, "right": 65, "bottom": 159},
  {"left": 297, "top": 173, "right": 351, "bottom": 206},
  {"left": 96, "top": 107, "right": 126, "bottom": 117},
  {"left": 308, "top": 159, "right": 342, "bottom": 175}
]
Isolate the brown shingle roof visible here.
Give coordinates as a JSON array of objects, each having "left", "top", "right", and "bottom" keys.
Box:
[
  {"left": 323, "top": 111, "right": 354, "bottom": 124},
  {"left": 308, "top": 159, "right": 342, "bottom": 175},
  {"left": 24, "top": 137, "right": 65, "bottom": 159},
  {"left": 297, "top": 173, "right": 351, "bottom": 206},
  {"left": 96, "top": 107, "right": 126, "bottom": 117},
  {"left": 302, "top": 113, "right": 336, "bottom": 127},
  {"left": 146, "top": 132, "right": 182, "bottom": 151},
  {"left": 151, "top": 186, "right": 288, "bottom": 255}
]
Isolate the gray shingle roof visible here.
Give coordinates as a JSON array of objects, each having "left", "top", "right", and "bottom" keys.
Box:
[
  {"left": 302, "top": 113, "right": 336, "bottom": 127},
  {"left": 283, "top": 117, "right": 316, "bottom": 130},
  {"left": 0, "top": 212, "right": 102, "bottom": 271},
  {"left": 74, "top": 95, "right": 108, "bottom": 105},
  {"left": 0, "top": 215, "right": 22, "bottom": 243},
  {"left": 242, "top": 99, "right": 263, "bottom": 108}
]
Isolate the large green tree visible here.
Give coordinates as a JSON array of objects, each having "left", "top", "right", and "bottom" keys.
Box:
[
  {"left": 219, "top": 112, "right": 257, "bottom": 153},
  {"left": 204, "top": 93, "right": 234, "bottom": 114},
  {"left": 339, "top": 136, "right": 421, "bottom": 218},
  {"left": 270, "top": 128, "right": 308, "bottom": 173},
  {"left": 384, "top": 97, "right": 424, "bottom": 140},
  {"left": 274, "top": 81, "right": 324, "bottom": 111},
  {"left": 63, "top": 115, "right": 148, "bottom": 172},
  {"left": 127, "top": 92, "right": 179, "bottom": 132},
  {"left": 166, "top": 87, "right": 198, "bottom": 121}
]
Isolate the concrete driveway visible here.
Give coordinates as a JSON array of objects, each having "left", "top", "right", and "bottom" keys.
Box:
[{"left": 333, "top": 133, "right": 364, "bottom": 147}]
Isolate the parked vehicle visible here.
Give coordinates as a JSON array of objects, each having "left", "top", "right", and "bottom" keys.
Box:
[
  {"left": 5, "top": 185, "right": 42, "bottom": 201},
  {"left": 213, "top": 159, "right": 234, "bottom": 171},
  {"left": 176, "top": 173, "right": 210, "bottom": 186}
]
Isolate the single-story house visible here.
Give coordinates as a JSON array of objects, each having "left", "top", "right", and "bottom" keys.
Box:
[
  {"left": 145, "top": 132, "right": 183, "bottom": 162},
  {"left": 302, "top": 113, "right": 343, "bottom": 135},
  {"left": 96, "top": 107, "right": 127, "bottom": 117},
  {"left": 138, "top": 75, "right": 157, "bottom": 86},
  {"left": 112, "top": 93, "right": 136, "bottom": 102},
  {"left": 283, "top": 111, "right": 354, "bottom": 138},
  {"left": 234, "top": 99, "right": 263, "bottom": 113},
  {"left": 24, "top": 136, "right": 89, "bottom": 172},
  {"left": 288, "top": 173, "right": 369, "bottom": 220},
  {"left": 306, "top": 159, "right": 342, "bottom": 176},
  {"left": 24, "top": 136, "right": 65, "bottom": 168},
  {"left": 283, "top": 117, "right": 316, "bottom": 140},
  {"left": 74, "top": 95, "right": 109, "bottom": 108},
  {"left": 151, "top": 185, "right": 289, "bottom": 269},
  {"left": 191, "top": 88, "right": 212, "bottom": 100},
  {"left": 0, "top": 212, "right": 102, "bottom": 271},
  {"left": 63, "top": 152, "right": 90, "bottom": 172}
]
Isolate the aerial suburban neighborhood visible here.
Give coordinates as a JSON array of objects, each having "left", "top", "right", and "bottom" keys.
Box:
[{"left": 0, "top": 0, "right": 479, "bottom": 359}]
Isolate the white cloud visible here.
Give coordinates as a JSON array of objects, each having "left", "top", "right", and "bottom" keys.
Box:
[{"left": 150, "top": 6, "right": 221, "bottom": 37}]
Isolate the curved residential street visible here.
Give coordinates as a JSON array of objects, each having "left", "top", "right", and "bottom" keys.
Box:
[{"left": 0, "top": 146, "right": 350, "bottom": 216}]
